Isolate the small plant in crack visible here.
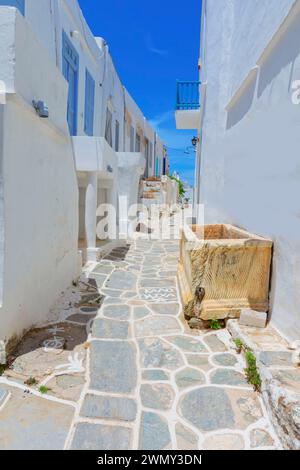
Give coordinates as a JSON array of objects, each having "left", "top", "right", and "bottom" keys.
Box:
[
  {"left": 0, "top": 364, "right": 6, "bottom": 376},
  {"left": 25, "top": 376, "right": 38, "bottom": 386},
  {"left": 234, "top": 338, "right": 244, "bottom": 354},
  {"left": 38, "top": 385, "right": 51, "bottom": 394},
  {"left": 209, "top": 318, "right": 223, "bottom": 330},
  {"left": 244, "top": 350, "right": 262, "bottom": 392}
]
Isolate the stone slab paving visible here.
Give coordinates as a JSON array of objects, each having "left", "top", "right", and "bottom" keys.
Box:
[
  {"left": 69, "top": 240, "right": 281, "bottom": 450},
  {"left": 0, "top": 385, "right": 74, "bottom": 450}
]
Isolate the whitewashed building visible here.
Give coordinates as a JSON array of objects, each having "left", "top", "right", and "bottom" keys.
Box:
[
  {"left": 0, "top": 0, "right": 166, "bottom": 359},
  {"left": 176, "top": 0, "right": 300, "bottom": 341}
]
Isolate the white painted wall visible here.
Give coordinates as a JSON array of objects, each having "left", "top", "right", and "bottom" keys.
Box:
[
  {"left": 197, "top": 0, "right": 300, "bottom": 340},
  {"left": 0, "top": 7, "right": 78, "bottom": 347}
]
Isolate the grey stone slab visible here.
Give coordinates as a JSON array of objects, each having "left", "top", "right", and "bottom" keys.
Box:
[
  {"left": 92, "top": 318, "right": 129, "bottom": 339},
  {"left": 175, "top": 368, "right": 206, "bottom": 389},
  {"left": 80, "top": 394, "right": 137, "bottom": 422},
  {"left": 122, "top": 291, "right": 138, "bottom": 299},
  {"left": 210, "top": 369, "right": 248, "bottom": 386},
  {"left": 139, "top": 278, "right": 175, "bottom": 288},
  {"left": 56, "top": 374, "right": 85, "bottom": 388},
  {"left": 134, "top": 306, "right": 151, "bottom": 320},
  {"left": 101, "top": 288, "right": 122, "bottom": 298},
  {"left": 180, "top": 387, "right": 235, "bottom": 432},
  {"left": 140, "top": 384, "right": 174, "bottom": 410},
  {"left": 66, "top": 313, "right": 95, "bottom": 324},
  {"left": 103, "top": 304, "right": 130, "bottom": 320},
  {"left": 175, "top": 422, "right": 199, "bottom": 450},
  {"left": 259, "top": 351, "right": 293, "bottom": 367},
  {"left": 203, "top": 433, "right": 245, "bottom": 450},
  {"left": 186, "top": 354, "right": 211, "bottom": 369},
  {"left": 80, "top": 306, "right": 98, "bottom": 313},
  {"left": 250, "top": 429, "right": 274, "bottom": 448},
  {"left": 92, "top": 265, "right": 114, "bottom": 275},
  {"left": 142, "top": 370, "right": 169, "bottom": 381},
  {"left": 168, "top": 336, "right": 207, "bottom": 353},
  {"left": 203, "top": 334, "right": 228, "bottom": 352},
  {"left": 89, "top": 273, "right": 107, "bottom": 288},
  {"left": 158, "top": 271, "right": 177, "bottom": 278},
  {"left": 105, "top": 271, "right": 137, "bottom": 291},
  {"left": 150, "top": 303, "right": 180, "bottom": 316},
  {"left": 138, "top": 338, "right": 184, "bottom": 370},
  {"left": 139, "top": 412, "right": 171, "bottom": 450},
  {"left": 90, "top": 341, "right": 137, "bottom": 393},
  {"left": 240, "top": 309, "right": 267, "bottom": 328},
  {"left": 135, "top": 316, "right": 181, "bottom": 338},
  {"left": 71, "top": 423, "right": 132, "bottom": 450},
  {"left": 0, "top": 386, "right": 74, "bottom": 450},
  {"left": 212, "top": 353, "right": 238, "bottom": 367}
]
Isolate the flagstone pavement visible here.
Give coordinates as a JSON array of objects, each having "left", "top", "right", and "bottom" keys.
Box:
[
  {"left": 69, "top": 239, "right": 280, "bottom": 450},
  {"left": 0, "top": 239, "right": 281, "bottom": 450}
]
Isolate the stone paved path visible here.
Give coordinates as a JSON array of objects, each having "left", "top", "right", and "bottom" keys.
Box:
[{"left": 68, "top": 240, "right": 281, "bottom": 450}]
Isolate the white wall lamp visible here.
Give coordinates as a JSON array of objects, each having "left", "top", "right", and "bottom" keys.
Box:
[{"left": 70, "top": 30, "right": 81, "bottom": 40}]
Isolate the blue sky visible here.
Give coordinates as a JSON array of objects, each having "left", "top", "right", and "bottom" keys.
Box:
[{"left": 79, "top": 0, "right": 201, "bottom": 185}]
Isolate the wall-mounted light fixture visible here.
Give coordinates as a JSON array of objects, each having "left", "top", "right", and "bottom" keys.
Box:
[
  {"left": 191, "top": 136, "right": 199, "bottom": 147},
  {"left": 70, "top": 30, "right": 80, "bottom": 40},
  {"left": 32, "top": 100, "right": 49, "bottom": 118}
]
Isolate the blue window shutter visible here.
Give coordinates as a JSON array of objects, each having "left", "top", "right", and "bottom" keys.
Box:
[
  {"left": 0, "top": 0, "right": 25, "bottom": 15},
  {"left": 62, "top": 31, "right": 79, "bottom": 136},
  {"left": 84, "top": 69, "right": 95, "bottom": 136}
]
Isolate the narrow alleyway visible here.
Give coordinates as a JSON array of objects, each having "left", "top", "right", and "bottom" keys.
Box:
[{"left": 66, "top": 239, "right": 280, "bottom": 450}]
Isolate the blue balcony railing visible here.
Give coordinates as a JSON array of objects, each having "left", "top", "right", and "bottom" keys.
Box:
[{"left": 176, "top": 81, "right": 200, "bottom": 110}]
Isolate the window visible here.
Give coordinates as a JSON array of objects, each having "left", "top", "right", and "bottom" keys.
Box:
[
  {"left": 105, "top": 108, "right": 113, "bottom": 147},
  {"left": 130, "top": 126, "right": 135, "bottom": 152},
  {"left": 62, "top": 31, "right": 79, "bottom": 136},
  {"left": 135, "top": 133, "right": 141, "bottom": 152},
  {"left": 149, "top": 142, "right": 153, "bottom": 168},
  {"left": 115, "top": 120, "right": 120, "bottom": 151},
  {"left": 0, "top": 0, "right": 25, "bottom": 15},
  {"left": 84, "top": 69, "right": 95, "bottom": 136},
  {"left": 144, "top": 138, "right": 149, "bottom": 161},
  {"left": 155, "top": 158, "right": 161, "bottom": 176}
]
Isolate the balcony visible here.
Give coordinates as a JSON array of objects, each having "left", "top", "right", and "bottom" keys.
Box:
[
  {"left": 72, "top": 136, "right": 118, "bottom": 178},
  {"left": 175, "top": 81, "right": 201, "bottom": 129}
]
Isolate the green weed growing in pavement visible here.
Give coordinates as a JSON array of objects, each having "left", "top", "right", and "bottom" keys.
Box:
[
  {"left": 234, "top": 338, "right": 244, "bottom": 354},
  {"left": 0, "top": 364, "right": 6, "bottom": 376},
  {"left": 25, "top": 376, "right": 38, "bottom": 386},
  {"left": 209, "top": 319, "right": 223, "bottom": 330},
  {"left": 38, "top": 385, "right": 51, "bottom": 394},
  {"left": 244, "top": 350, "right": 262, "bottom": 392}
]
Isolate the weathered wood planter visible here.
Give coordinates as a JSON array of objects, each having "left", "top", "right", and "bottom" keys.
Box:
[{"left": 178, "top": 224, "right": 273, "bottom": 321}]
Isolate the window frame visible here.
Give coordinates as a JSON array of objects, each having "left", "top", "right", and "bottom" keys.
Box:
[{"left": 84, "top": 68, "right": 95, "bottom": 136}]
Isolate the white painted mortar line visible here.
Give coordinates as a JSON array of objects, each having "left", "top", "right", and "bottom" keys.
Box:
[
  {"left": 63, "top": 346, "right": 92, "bottom": 450},
  {"left": 0, "top": 377, "right": 76, "bottom": 408},
  {"left": 0, "top": 390, "right": 11, "bottom": 412}
]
